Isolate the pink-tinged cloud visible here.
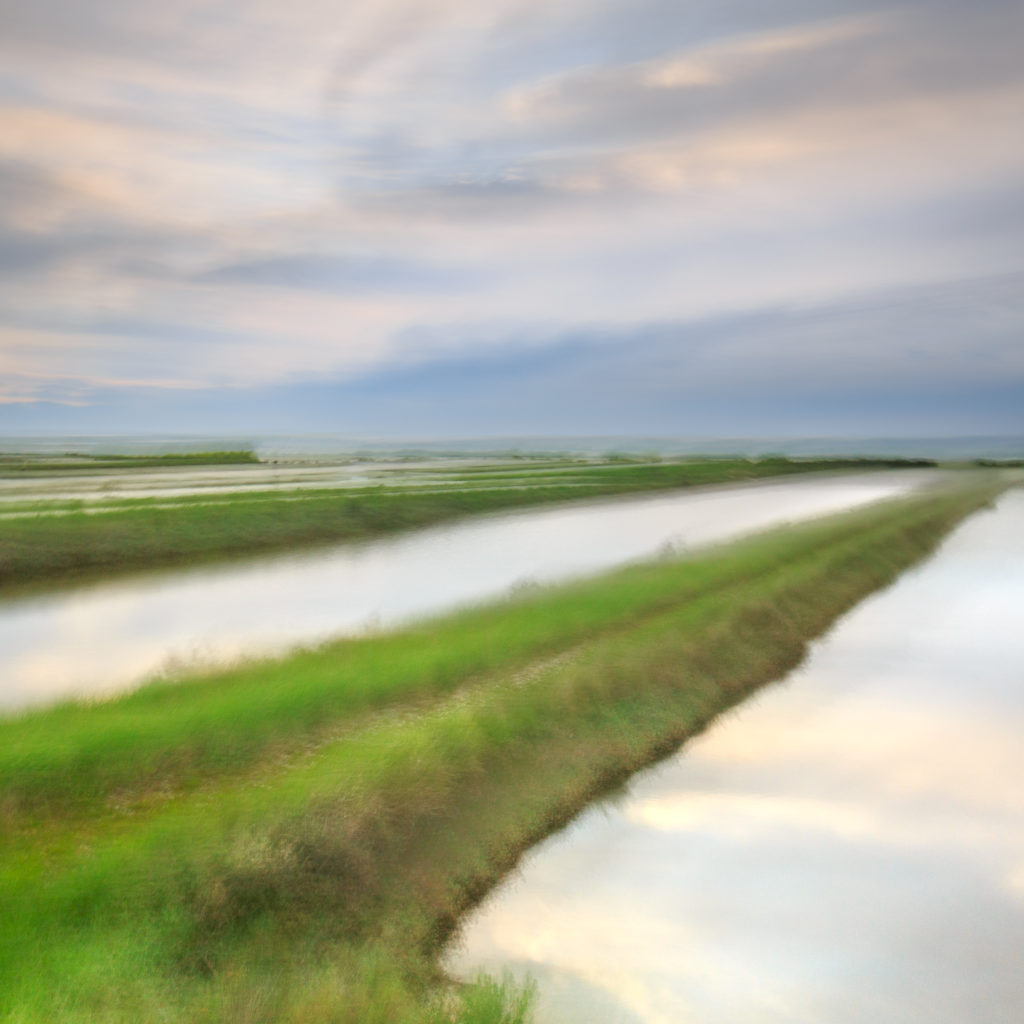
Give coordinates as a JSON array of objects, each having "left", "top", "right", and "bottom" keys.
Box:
[{"left": 0, "top": 0, "right": 1022, "bottom": 436}]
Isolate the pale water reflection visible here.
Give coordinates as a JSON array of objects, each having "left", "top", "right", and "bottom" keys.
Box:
[
  {"left": 0, "top": 471, "right": 931, "bottom": 711},
  {"left": 445, "top": 488, "right": 1024, "bottom": 1024},
  {"left": 0, "top": 461, "right": 378, "bottom": 504},
  {"left": 0, "top": 458, "right": 615, "bottom": 507}
]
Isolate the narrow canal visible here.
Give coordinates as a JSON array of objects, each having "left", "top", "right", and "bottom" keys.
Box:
[
  {"left": 0, "top": 470, "right": 934, "bottom": 710},
  {"left": 445, "top": 487, "right": 1024, "bottom": 1023}
]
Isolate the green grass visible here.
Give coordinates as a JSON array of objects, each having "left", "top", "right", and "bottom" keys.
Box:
[
  {"left": 0, "top": 478, "right": 1000, "bottom": 1023},
  {"left": 0, "top": 451, "right": 259, "bottom": 473},
  {"left": 0, "top": 456, "right": 932, "bottom": 591}
]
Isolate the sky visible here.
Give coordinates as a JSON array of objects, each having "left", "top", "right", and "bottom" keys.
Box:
[{"left": 1, "top": 0, "right": 1022, "bottom": 440}]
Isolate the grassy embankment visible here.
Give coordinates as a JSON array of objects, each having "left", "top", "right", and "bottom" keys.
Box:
[
  {"left": 0, "top": 456, "right": 930, "bottom": 591},
  {"left": 0, "top": 451, "right": 259, "bottom": 473},
  {"left": 0, "top": 478, "right": 1000, "bottom": 1023}
]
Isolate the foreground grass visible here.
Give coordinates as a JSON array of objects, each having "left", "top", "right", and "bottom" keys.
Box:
[
  {"left": 0, "top": 480, "right": 1000, "bottom": 1023},
  {"left": 0, "top": 456, "right": 930, "bottom": 591}
]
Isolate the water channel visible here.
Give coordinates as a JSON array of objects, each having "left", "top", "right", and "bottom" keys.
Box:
[
  {"left": 0, "top": 470, "right": 934, "bottom": 711},
  {"left": 0, "top": 460, "right": 406, "bottom": 505},
  {"left": 445, "top": 487, "right": 1024, "bottom": 1024}
]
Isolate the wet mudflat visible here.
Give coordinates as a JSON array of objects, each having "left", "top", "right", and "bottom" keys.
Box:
[
  {"left": 0, "top": 459, "right": 440, "bottom": 505},
  {"left": 446, "top": 487, "right": 1024, "bottom": 1024},
  {"left": 0, "top": 470, "right": 932, "bottom": 710}
]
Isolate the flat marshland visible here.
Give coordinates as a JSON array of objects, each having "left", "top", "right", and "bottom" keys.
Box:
[
  {"left": 0, "top": 451, "right": 260, "bottom": 473},
  {"left": 0, "top": 476, "right": 1002, "bottom": 1023},
  {"left": 0, "top": 454, "right": 930, "bottom": 591}
]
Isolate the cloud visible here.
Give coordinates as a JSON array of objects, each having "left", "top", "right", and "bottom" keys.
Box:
[
  {"left": 317, "top": 1, "right": 1024, "bottom": 214},
  {"left": 1, "top": 0, "right": 1023, "bottom": 436},
  {"left": 197, "top": 252, "right": 483, "bottom": 293},
  {"left": 6, "top": 271, "right": 1019, "bottom": 439}
]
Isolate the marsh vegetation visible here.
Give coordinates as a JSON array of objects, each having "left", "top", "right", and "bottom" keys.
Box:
[
  {"left": 0, "top": 456, "right": 933, "bottom": 592},
  {"left": 0, "top": 478, "right": 999, "bottom": 1023}
]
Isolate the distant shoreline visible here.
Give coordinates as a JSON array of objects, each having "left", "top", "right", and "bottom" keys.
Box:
[{"left": 2, "top": 432, "right": 1022, "bottom": 460}]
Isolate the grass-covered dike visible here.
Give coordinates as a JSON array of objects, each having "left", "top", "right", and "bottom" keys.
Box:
[
  {"left": 0, "top": 479, "right": 1001, "bottom": 1022},
  {"left": 0, "top": 450, "right": 259, "bottom": 474},
  {"left": 0, "top": 456, "right": 931, "bottom": 591}
]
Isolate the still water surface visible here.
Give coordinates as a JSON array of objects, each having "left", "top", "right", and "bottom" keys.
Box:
[
  {"left": 0, "top": 460, "right": 448, "bottom": 505},
  {"left": 445, "top": 488, "right": 1024, "bottom": 1024},
  {"left": 1, "top": 471, "right": 932, "bottom": 711}
]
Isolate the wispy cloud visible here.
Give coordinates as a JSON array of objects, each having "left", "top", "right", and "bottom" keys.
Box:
[{"left": 1, "top": 0, "right": 1022, "bottom": 436}]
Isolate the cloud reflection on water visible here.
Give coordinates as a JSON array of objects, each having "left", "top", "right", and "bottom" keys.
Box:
[
  {"left": 0, "top": 471, "right": 927, "bottom": 710},
  {"left": 447, "top": 489, "right": 1024, "bottom": 1022}
]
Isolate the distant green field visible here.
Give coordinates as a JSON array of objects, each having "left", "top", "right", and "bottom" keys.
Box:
[
  {"left": 0, "top": 479, "right": 998, "bottom": 1023},
  {"left": 0, "top": 456, "right": 932, "bottom": 591},
  {"left": 0, "top": 450, "right": 259, "bottom": 474}
]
